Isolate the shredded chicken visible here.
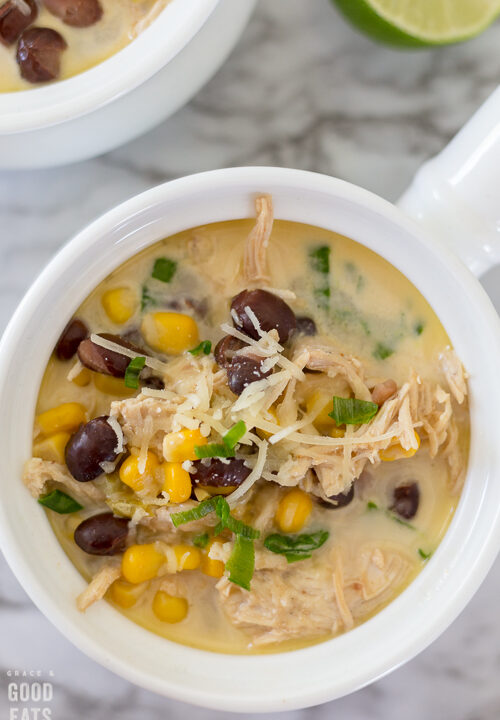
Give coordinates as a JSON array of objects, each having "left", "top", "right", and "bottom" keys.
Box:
[
  {"left": 243, "top": 195, "right": 273, "bottom": 285},
  {"left": 23, "top": 458, "right": 105, "bottom": 504},
  {"left": 440, "top": 347, "right": 468, "bottom": 405},
  {"left": 110, "top": 395, "right": 178, "bottom": 455},
  {"left": 216, "top": 543, "right": 409, "bottom": 645},
  {"left": 77, "top": 564, "right": 120, "bottom": 612}
]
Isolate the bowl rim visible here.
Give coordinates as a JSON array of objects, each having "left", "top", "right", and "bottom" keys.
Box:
[
  {"left": 1, "top": 167, "right": 500, "bottom": 712},
  {"left": 0, "top": 0, "right": 219, "bottom": 134}
]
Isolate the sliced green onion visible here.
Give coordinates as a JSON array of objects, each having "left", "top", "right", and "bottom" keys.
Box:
[
  {"left": 189, "top": 340, "right": 212, "bottom": 356},
  {"left": 141, "top": 285, "right": 156, "bottom": 312},
  {"left": 388, "top": 511, "right": 416, "bottom": 530},
  {"left": 373, "top": 342, "right": 394, "bottom": 360},
  {"left": 223, "top": 421, "right": 247, "bottom": 450},
  {"left": 418, "top": 548, "right": 431, "bottom": 560},
  {"left": 214, "top": 497, "right": 260, "bottom": 539},
  {"left": 226, "top": 535, "right": 255, "bottom": 590},
  {"left": 170, "top": 496, "right": 219, "bottom": 527},
  {"left": 152, "top": 257, "right": 177, "bottom": 283},
  {"left": 194, "top": 443, "right": 235, "bottom": 459},
  {"left": 264, "top": 530, "right": 329, "bottom": 563},
  {"left": 367, "top": 501, "right": 378, "bottom": 510},
  {"left": 193, "top": 532, "right": 210, "bottom": 548},
  {"left": 415, "top": 323, "right": 425, "bottom": 336},
  {"left": 38, "top": 489, "right": 83, "bottom": 514},
  {"left": 124, "top": 356, "right": 146, "bottom": 389},
  {"left": 329, "top": 396, "right": 378, "bottom": 425},
  {"left": 309, "top": 246, "right": 330, "bottom": 274}
]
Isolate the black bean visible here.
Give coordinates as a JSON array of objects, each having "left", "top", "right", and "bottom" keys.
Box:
[
  {"left": 319, "top": 483, "right": 354, "bottom": 509},
  {"left": 227, "top": 355, "right": 272, "bottom": 395},
  {"left": 214, "top": 335, "right": 245, "bottom": 369},
  {"left": 231, "top": 289, "right": 296, "bottom": 343},
  {"left": 74, "top": 513, "right": 128, "bottom": 556},
  {"left": 141, "top": 375, "right": 164, "bottom": 391},
  {"left": 191, "top": 458, "right": 251, "bottom": 488},
  {"left": 65, "top": 416, "right": 119, "bottom": 482},
  {"left": 44, "top": 0, "right": 102, "bottom": 27},
  {"left": 77, "top": 333, "right": 142, "bottom": 378},
  {"left": 55, "top": 318, "right": 88, "bottom": 361},
  {"left": 16, "top": 27, "right": 67, "bottom": 83},
  {"left": 390, "top": 482, "right": 419, "bottom": 520},
  {"left": 0, "top": 0, "right": 37, "bottom": 46},
  {"left": 295, "top": 316, "right": 317, "bottom": 336}
]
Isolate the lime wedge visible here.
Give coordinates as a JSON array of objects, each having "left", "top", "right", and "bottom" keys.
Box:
[{"left": 331, "top": 0, "right": 500, "bottom": 46}]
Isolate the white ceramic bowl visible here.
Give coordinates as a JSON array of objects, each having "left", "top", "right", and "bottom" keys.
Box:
[
  {"left": 1, "top": 164, "right": 500, "bottom": 711},
  {"left": 0, "top": 0, "right": 256, "bottom": 169}
]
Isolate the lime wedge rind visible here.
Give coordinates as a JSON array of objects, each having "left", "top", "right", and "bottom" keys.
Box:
[{"left": 331, "top": 0, "right": 500, "bottom": 47}]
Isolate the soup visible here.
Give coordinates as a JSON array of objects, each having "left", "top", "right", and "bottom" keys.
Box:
[
  {"left": 24, "top": 196, "right": 470, "bottom": 653},
  {"left": 0, "top": 0, "right": 169, "bottom": 90}
]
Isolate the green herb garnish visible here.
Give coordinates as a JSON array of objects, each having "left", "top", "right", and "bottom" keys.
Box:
[
  {"left": 329, "top": 396, "right": 378, "bottom": 425},
  {"left": 124, "top": 356, "right": 146, "bottom": 389},
  {"left": 189, "top": 340, "right": 212, "bottom": 356},
  {"left": 367, "top": 501, "right": 378, "bottom": 510},
  {"left": 171, "top": 496, "right": 259, "bottom": 539},
  {"left": 226, "top": 535, "right": 255, "bottom": 590},
  {"left": 389, "top": 512, "right": 416, "bottom": 530},
  {"left": 309, "top": 246, "right": 330, "bottom": 274},
  {"left": 38, "top": 489, "right": 83, "bottom": 514},
  {"left": 152, "top": 257, "right": 177, "bottom": 283},
  {"left": 415, "top": 322, "right": 425, "bottom": 336},
  {"left": 214, "top": 497, "right": 260, "bottom": 539},
  {"left": 264, "top": 530, "right": 329, "bottom": 563},
  {"left": 193, "top": 533, "right": 210, "bottom": 549},
  {"left": 418, "top": 548, "right": 431, "bottom": 560},
  {"left": 223, "top": 421, "right": 247, "bottom": 450},
  {"left": 194, "top": 443, "right": 235, "bottom": 459},
  {"left": 141, "top": 285, "right": 156, "bottom": 312},
  {"left": 373, "top": 342, "right": 394, "bottom": 360},
  {"left": 171, "top": 496, "right": 259, "bottom": 588},
  {"left": 171, "top": 496, "right": 220, "bottom": 527}
]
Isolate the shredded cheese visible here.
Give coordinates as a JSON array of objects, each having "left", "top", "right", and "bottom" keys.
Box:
[
  {"left": 66, "top": 359, "right": 84, "bottom": 382},
  {"left": 228, "top": 437, "right": 268, "bottom": 506},
  {"left": 106, "top": 415, "right": 124, "bottom": 454}
]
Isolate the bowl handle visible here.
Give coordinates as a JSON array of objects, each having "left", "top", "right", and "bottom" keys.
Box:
[{"left": 398, "top": 86, "right": 500, "bottom": 278}]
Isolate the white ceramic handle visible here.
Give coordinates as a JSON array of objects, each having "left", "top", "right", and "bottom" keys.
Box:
[{"left": 398, "top": 86, "right": 500, "bottom": 277}]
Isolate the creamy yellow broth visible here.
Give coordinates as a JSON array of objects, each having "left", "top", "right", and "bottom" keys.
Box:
[
  {"left": 0, "top": 0, "right": 168, "bottom": 92},
  {"left": 31, "top": 218, "right": 469, "bottom": 654}
]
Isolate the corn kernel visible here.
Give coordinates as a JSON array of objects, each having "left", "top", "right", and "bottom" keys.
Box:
[
  {"left": 174, "top": 544, "right": 201, "bottom": 571},
  {"left": 163, "top": 428, "right": 207, "bottom": 463},
  {"left": 275, "top": 488, "right": 313, "bottom": 533},
  {"left": 380, "top": 432, "right": 421, "bottom": 462},
  {"left": 201, "top": 540, "right": 225, "bottom": 579},
  {"left": 330, "top": 425, "right": 345, "bottom": 439},
  {"left": 122, "top": 544, "right": 164, "bottom": 584},
  {"left": 36, "top": 402, "right": 86, "bottom": 436},
  {"left": 101, "top": 287, "right": 138, "bottom": 325},
  {"left": 71, "top": 368, "right": 91, "bottom": 387},
  {"left": 161, "top": 462, "right": 192, "bottom": 503},
  {"left": 141, "top": 312, "right": 199, "bottom": 355},
  {"left": 93, "top": 372, "right": 136, "bottom": 397},
  {"left": 33, "top": 431, "right": 71, "bottom": 464},
  {"left": 109, "top": 580, "right": 145, "bottom": 609},
  {"left": 119, "top": 450, "right": 159, "bottom": 493},
  {"left": 306, "top": 391, "right": 335, "bottom": 433},
  {"left": 152, "top": 591, "right": 188, "bottom": 623},
  {"left": 197, "top": 485, "right": 236, "bottom": 496}
]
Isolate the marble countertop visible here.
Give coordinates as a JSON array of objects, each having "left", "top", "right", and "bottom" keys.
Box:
[{"left": 2, "top": 1, "right": 500, "bottom": 718}]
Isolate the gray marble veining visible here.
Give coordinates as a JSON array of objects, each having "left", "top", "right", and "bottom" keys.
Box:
[{"left": 2, "top": 1, "right": 500, "bottom": 718}]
